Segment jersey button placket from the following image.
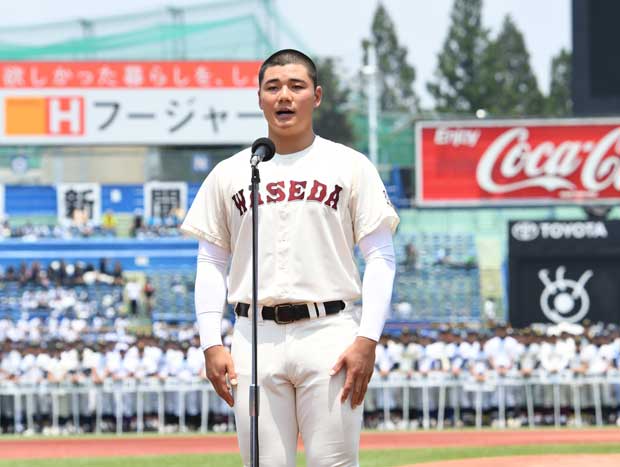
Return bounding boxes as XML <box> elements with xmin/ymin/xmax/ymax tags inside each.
<box><xmin>277</xmin><ymin>205</ymin><xmax>290</xmax><ymax>299</ymax></box>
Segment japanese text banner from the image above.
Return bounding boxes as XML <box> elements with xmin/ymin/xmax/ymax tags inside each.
<box><xmin>0</xmin><ymin>62</ymin><xmax>261</xmax><ymax>89</ymax></box>
<box><xmin>416</xmin><ymin>119</ymin><xmax>620</xmax><ymax>206</ymax></box>
<box><xmin>0</xmin><ymin>89</ymin><xmax>266</xmax><ymax>145</ymax></box>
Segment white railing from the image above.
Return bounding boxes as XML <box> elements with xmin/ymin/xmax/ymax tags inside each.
<box><xmin>2</xmin><ymin>372</ymin><xmax>620</xmax><ymax>434</ymax></box>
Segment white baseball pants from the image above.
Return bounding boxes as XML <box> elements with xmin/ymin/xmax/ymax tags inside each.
<box><xmin>231</xmin><ymin>309</ymin><xmax>363</xmax><ymax>467</ymax></box>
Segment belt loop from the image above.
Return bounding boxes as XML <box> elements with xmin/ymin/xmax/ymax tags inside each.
<box><xmin>316</xmin><ymin>302</ymin><xmax>327</xmax><ymax>317</ymax></box>
<box><xmin>312</xmin><ymin>303</ymin><xmax>320</xmax><ymax>318</ymax></box>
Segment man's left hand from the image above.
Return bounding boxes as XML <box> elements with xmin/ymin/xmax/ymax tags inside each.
<box><xmin>330</xmin><ymin>336</ymin><xmax>377</xmax><ymax>408</ymax></box>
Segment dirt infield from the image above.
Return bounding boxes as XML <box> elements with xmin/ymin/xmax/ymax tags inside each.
<box><xmin>2</xmin><ymin>429</ymin><xmax>620</xmax><ymax>460</ymax></box>
<box><xmin>402</xmin><ymin>454</ymin><xmax>620</xmax><ymax>467</ymax></box>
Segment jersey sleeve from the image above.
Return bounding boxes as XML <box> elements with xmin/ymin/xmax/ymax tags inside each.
<box><xmin>350</xmin><ymin>155</ymin><xmax>400</xmax><ymax>244</ymax></box>
<box><xmin>180</xmin><ymin>164</ymin><xmax>231</xmax><ymax>251</ymax></box>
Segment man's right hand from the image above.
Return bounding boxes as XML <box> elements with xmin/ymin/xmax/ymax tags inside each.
<box><xmin>204</xmin><ymin>345</ymin><xmax>237</xmax><ymax>407</ymax></box>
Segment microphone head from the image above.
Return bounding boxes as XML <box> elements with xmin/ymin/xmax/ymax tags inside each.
<box><xmin>251</xmin><ymin>137</ymin><xmax>276</xmax><ymax>162</ymax></box>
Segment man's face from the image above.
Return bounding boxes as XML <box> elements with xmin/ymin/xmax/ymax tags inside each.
<box><xmin>258</xmin><ymin>63</ymin><xmax>321</xmax><ymax>139</ymax></box>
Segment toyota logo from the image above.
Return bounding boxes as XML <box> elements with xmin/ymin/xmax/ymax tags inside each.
<box><xmin>511</xmin><ymin>222</ymin><xmax>540</xmax><ymax>241</ymax></box>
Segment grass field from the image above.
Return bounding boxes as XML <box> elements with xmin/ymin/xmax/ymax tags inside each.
<box><xmin>2</xmin><ymin>443</ymin><xmax>620</xmax><ymax>467</ymax></box>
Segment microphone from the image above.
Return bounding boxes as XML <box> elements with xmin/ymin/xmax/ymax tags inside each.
<box><xmin>250</xmin><ymin>137</ymin><xmax>276</xmax><ymax>167</ymax></box>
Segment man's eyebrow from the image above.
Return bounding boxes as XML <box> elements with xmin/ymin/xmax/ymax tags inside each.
<box><xmin>262</xmin><ymin>77</ymin><xmax>308</xmax><ymax>86</ymax></box>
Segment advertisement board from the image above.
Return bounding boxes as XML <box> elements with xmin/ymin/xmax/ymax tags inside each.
<box><xmin>56</xmin><ymin>183</ymin><xmax>101</xmax><ymax>226</ymax></box>
<box><xmin>0</xmin><ymin>61</ymin><xmax>265</xmax><ymax>145</ymax></box>
<box><xmin>508</xmin><ymin>219</ymin><xmax>620</xmax><ymax>327</ymax></box>
<box><xmin>416</xmin><ymin>119</ymin><xmax>620</xmax><ymax>206</ymax></box>
<box><xmin>143</xmin><ymin>181</ymin><xmax>188</xmax><ymax>220</ymax></box>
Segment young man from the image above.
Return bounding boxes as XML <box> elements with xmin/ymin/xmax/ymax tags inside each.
<box><xmin>181</xmin><ymin>49</ymin><xmax>399</xmax><ymax>467</ymax></box>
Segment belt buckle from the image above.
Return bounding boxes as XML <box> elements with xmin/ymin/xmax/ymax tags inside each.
<box><xmin>273</xmin><ymin>304</ymin><xmax>294</xmax><ymax>324</ymax></box>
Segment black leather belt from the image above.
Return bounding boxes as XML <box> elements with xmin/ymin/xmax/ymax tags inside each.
<box><xmin>234</xmin><ymin>300</ymin><xmax>345</xmax><ymax>324</ymax></box>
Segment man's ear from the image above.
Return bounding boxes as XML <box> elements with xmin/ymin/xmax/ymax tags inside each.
<box><xmin>314</xmin><ymin>85</ymin><xmax>323</xmax><ymax>108</ymax></box>
<box><xmin>258</xmin><ymin>89</ymin><xmax>263</xmax><ymax>110</ymax></box>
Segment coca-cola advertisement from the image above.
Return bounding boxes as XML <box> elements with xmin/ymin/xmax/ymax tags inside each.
<box><xmin>416</xmin><ymin>119</ymin><xmax>620</xmax><ymax>206</ymax></box>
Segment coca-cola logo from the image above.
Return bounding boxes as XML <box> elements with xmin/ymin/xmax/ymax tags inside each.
<box><xmin>476</xmin><ymin>127</ymin><xmax>620</xmax><ymax>195</ymax></box>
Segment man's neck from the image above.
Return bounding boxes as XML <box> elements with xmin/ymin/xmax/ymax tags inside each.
<box><xmin>270</xmin><ymin>130</ymin><xmax>316</xmax><ymax>155</ymax></box>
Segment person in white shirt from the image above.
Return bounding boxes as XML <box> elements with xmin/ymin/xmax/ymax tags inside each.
<box><xmin>484</xmin><ymin>326</ymin><xmax>521</xmax><ymax>417</ymax></box>
<box><xmin>397</xmin><ymin>330</ymin><xmax>423</xmax><ymax>426</ymax></box>
<box><xmin>181</xmin><ymin>49</ymin><xmax>398</xmax><ymax>467</ymax></box>
<box><xmin>1</xmin><ymin>343</ymin><xmax>22</xmax><ymax>432</ymax></box>
<box><xmin>589</xmin><ymin>334</ymin><xmax>615</xmax><ymax>410</ymax></box>
<box><xmin>452</xmin><ymin>331</ymin><xmax>480</xmax><ymax>415</ymax></box>
<box><xmin>372</xmin><ymin>334</ymin><xmax>399</xmax><ymax>428</ymax></box>
<box><xmin>129</xmin><ymin>339</ymin><xmax>163</xmax><ymax>431</ymax></box>
<box><xmin>160</xmin><ymin>341</ymin><xmax>186</xmax><ymax>427</ymax></box>
<box><xmin>466</xmin><ymin>335</ymin><xmax>492</xmax><ymax>413</ymax></box>
<box><xmin>44</xmin><ymin>344</ymin><xmax>72</xmax><ymax>428</ymax></box>
<box><xmin>99</xmin><ymin>341</ymin><xmax>120</xmax><ymax>424</ymax></box>
<box><xmin>415</xmin><ymin>331</ymin><xmax>450</xmax><ymax>418</ymax></box>
<box><xmin>484</xmin><ymin>326</ymin><xmax>519</xmax><ymax>376</ymax></box>
<box><xmin>185</xmin><ymin>336</ymin><xmax>206</xmax><ymax>427</ymax></box>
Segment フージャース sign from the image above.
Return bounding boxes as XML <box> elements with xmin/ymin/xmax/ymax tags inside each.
<box><xmin>0</xmin><ymin>61</ymin><xmax>266</xmax><ymax>145</ymax></box>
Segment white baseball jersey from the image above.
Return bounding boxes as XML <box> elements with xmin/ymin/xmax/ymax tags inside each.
<box><xmin>181</xmin><ymin>135</ymin><xmax>399</xmax><ymax>306</ymax></box>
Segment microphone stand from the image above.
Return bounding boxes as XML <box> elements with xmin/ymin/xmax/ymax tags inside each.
<box><xmin>249</xmin><ymin>162</ymin><xmax>261</xmax><ymax>467</ymax></box>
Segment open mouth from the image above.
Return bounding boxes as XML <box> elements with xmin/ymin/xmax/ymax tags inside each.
<box><xmin>276</xmin><ymin>109</ymin><xmax>295</xmax><ymax>117</ymax></box>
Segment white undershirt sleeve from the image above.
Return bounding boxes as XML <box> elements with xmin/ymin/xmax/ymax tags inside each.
<box><xmin>357</xmin><ymin>223</ymin><xmax>396</xmax><ymax>342</ymax></box>
<box><xmin>195</xmin><ymin>240</ymin><xmax>230</xmax><ymax>351</ymax></box>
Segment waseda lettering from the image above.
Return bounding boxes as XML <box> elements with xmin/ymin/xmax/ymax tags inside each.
<box><xmin>266</xmin><ymin>181</ymin><xmax>286</xmax><ymax>203</ymax></box>
<box><xmin>232</xmin><ymin>189</ymin><xmax>247</xmax><ymax>216</ymax></box>
<box><xmin>289</xmin><ymin>180</ymin><xmax>307</xmax><ymax>201</ymax></box>
<box><xmin>307</xmin><ymin>180</ymin><xmax>328</xmax><ymax>202</ymax></box>
<box><xmin>324</xmin><ymin>184</ymin><xmax>343</xmax><ymax>210</ymax></box>
<box><xmin>233</xmin><ymin>179</ymin><xmax>343</xmax><ymax>215</ymax></box>
<box><xmin>249</xmin><ymin>189</ymin><xmax>265</xmax><ymax>206</ymax></box>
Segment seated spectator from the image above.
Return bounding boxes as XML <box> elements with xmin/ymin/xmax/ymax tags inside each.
<box><xmin>29</xmin><ymin>261</ymin><xmax>47</xmax><ymax>287</ymax></box>
<box><xmin>483</xmin><ymin>298</ymin><xmax>498</xmax><ymax>325</ymax></box>
<box><xmin>18</xmin><ymin>261</ymin><xmax>29</xmax><ymax>286</ymax></box>
<box><xmin>4</xmin><ymin>265</ymin><xmax>17</xmax><ymax>282</ymax></box>
<box><xmin>125</xmin><ymin>278</ymin><xmax>141</xmax><ymax>316</ymax></box>
<box><xmin>101</xmin><ymin>209</ymin><xmax>118</xmax><ymax>236</ymax></box>
<box><xmin>48</xmin><ymin>260</ymin><xmax>68</xmax><ymax>286</ymax></box>
<box><xmin>72</xmin><ymin>262</ymin><xmax>86</xmax><ymax>286</ymax></box>
<box><xmin>130</xmin><ymin>210</ymin><xmax>144</xmax><ymax>238</ymax></box>
<box><xmin>0</xmin><ymin>219</ymin><xmax>10</xmax><ymax>238</ymax></box>
<box><xmin>401</xmin><ymin>242</ymin><xmax>418</xmax><ymax>270</ymax></box>
<box><xmin>143</xmin><ymin>278</ymin><xmax>156</xmax><ymax>316</ymax></box>
<box><xmin>112</xmin><ymin>261</ymin><xmax>124</xmax><ymax>286</ymax></box>
<box><xmin>99</xmin><ymin>258</ymin><xmax>110</xmax><ymax>276</ymax></box>
<box><xmin>163</xmin><ymin>207</ymin><xmax>183</xmax><ymax>228</ymax></box>
<box><xmin>434</xmin><ymin>247</ymin><xmax>477</xmax><ymax>270</ymax></box>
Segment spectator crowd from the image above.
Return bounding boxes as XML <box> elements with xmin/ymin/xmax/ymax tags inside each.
<box><xmin>2</xmin><ymin>313</ymin><xmax>620</xmax><ymax>435</ymax></box>
<box><xmin>370</xmin><ymin>322</ymin><xmax>620</xmax><ymax>429</ymax></box>
<box><xmin>0</xmin><ymin>259</ymin><xmax>124</xmax><ymax>289</ymax></box>
<box><xmin>1</xmin><ymin>207</ymin><xmax>186</xmax><ymax>241</ymax></box>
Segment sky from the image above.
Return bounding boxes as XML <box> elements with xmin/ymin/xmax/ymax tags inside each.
<box><xmin>0</xmin><ymin>0</ymin><xmax>571</xmax><ymax>106</ymax></box>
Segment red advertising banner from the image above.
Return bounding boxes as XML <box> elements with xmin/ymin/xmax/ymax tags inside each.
<box><xmin>416</xmin><ymin>119</ymin><xmax>620</xmax><ymax>206</ymax></box>
<box><xmin>0</xmin><ymin>61</ymin><xmax>261</xmax><ymax>89</ymax></box>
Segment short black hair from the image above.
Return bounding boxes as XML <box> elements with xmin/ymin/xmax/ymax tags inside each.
<box><xmin>258</xmin><ymin>48</ymin><xmax>318</xmax><ymax>88</ymax></box>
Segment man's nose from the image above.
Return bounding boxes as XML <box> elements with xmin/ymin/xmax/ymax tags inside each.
<box><xmin>277</xmin><ymin>86</ymin><xmax>292</xmax><ymax>101</ymax></box>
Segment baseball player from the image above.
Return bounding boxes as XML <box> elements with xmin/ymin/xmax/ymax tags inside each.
<box><xmin>181</xmin><ymin>49</ymin><xmax>399</xmax><ymax>466</ymax></box>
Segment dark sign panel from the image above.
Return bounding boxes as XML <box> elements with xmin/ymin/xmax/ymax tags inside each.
<box><xmin>508</xmin><ymin>220</ymin><xmax>620</xmax><ymax>327</ymax></box>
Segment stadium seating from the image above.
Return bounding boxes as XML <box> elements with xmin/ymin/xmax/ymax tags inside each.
<box><xmin>0</xmin><ymin>232</ymin><xmax>481</xmax><ymax>325</ymax></box>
